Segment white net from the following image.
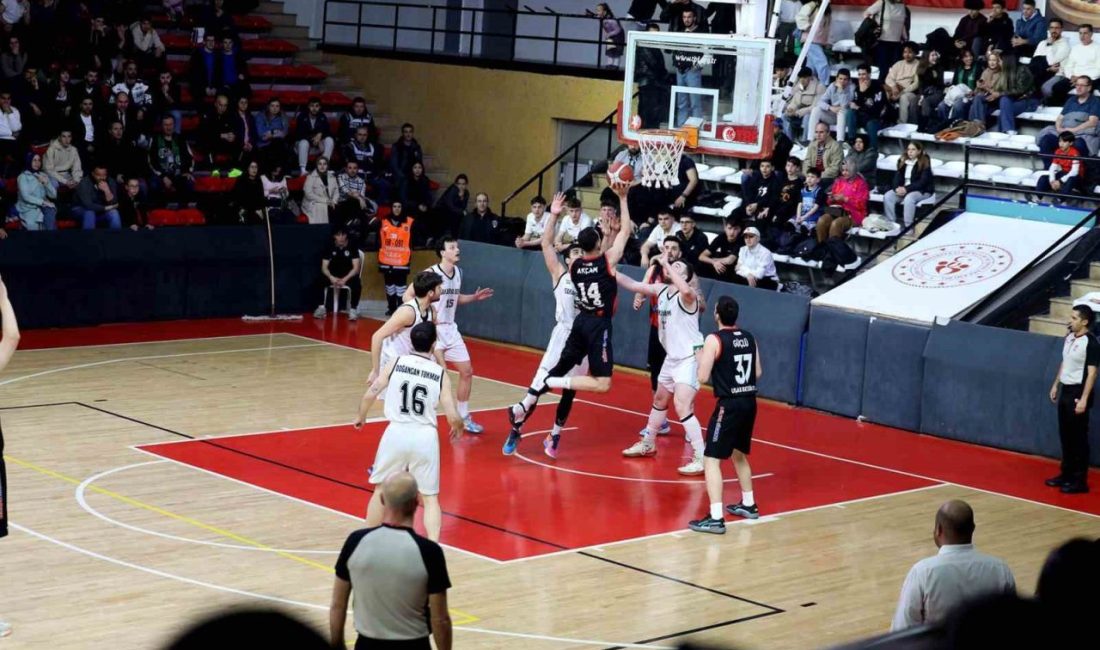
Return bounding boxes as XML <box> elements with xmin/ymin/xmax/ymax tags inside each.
<box><xmin>638</xmin><ymin>130</ymin><xmax>686</xmax><ymax>189</ymax></box>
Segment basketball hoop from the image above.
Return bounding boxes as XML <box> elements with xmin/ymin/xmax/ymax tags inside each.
<box><xmin>637</xmin><ymin>127</ymin><xmax>694</xmax><ymax>189</ymax></box>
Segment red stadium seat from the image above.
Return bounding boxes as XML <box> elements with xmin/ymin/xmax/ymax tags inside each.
<box><xmin>233</xmin><ymin>15</ymin><xmax>273</xmax><ymax>32</ymax></box>
<box><xmin>163</xmin><ymin>35</ymin><xmax>299</xmax><ymax>56</ymax></box>
<box><xmin>181</xmin><ymin>115</ymin><xmax>200</xmax><ymax>132</ymax></box>
<box><xmin>296</xmin><ymin>213</ymin><xmax>309</xmax><ymax>224</ymax></box>
<box><xmin>56</xmin><ymin>219</ymin><xmax>79</xmax><ymax>229</ymax></box>
<box><xmin>166</xmin><ymin>62</ymin><xmax>327</xmax><ymax>84</ymax></box>
<box><xmin>194</xmin><ymin>176</ymin><xmax>236</xmax><ymax>193</ymax></box>
<box><xmin>286</xmin><ymin>176</ymin><xmax>306</xmax><ymax>192</ymax></box>
<box><xmin>148</xmin><ymin>208</ymin><xmax>207</xmax><ymax>226</ymax></box>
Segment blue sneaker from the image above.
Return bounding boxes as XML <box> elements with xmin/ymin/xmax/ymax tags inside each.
<box><xmin>638</xmin><ymin>421</ymin><xmax>671</xmax><ymax>437</ymax></box>
<box><xmin>464</xmin><ymin>417</ymin><xmax>484</xmax><ymax>434</ymax></box>
<box><xmin>502</xmin><ymin>430</ymin><xmax>521</xmax><ymax>455</ymax></box>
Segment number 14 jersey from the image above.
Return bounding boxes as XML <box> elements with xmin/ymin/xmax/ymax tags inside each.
<box><xmin>570</xmin><ymin>254</ymin><xmax>617</xmax><ymax>319</ymax></box>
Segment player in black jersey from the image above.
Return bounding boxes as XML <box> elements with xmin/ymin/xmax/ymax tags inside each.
<box><xmin>689</xmin><ymin>295</ymin><xmax>762</xmax><ymax>535</ymax></box>
<box><xmin>508</xmin><ymin>182</ymin><xmax>633</xmax><ymax>427</ymax></box>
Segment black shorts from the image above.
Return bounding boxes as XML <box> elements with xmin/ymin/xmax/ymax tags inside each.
<box><xmin>355</xmin><ymin>636</ymin><xmax>431</xmax><ymax>650</ymax></box>
<box><xmin>704</xmin><ymin>397</ymin><xmax>757</xmax><ymax>459</ymax></box>
<box><xmin>1</xmin><ymin>421</ymin><xmax>7</xmax><ymax>538</ymax></box>
<box><xmin>561</xmin><ymin>313</ymin><xmax>614</xmax><ymax>377</ymax></box>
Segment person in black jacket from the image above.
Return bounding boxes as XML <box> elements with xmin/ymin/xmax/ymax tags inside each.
<box><xmin>341</xmin><ymin>126</ymin><xmax>388</xmax><ymax>200</ymax></box>
<box><xmin>118</xmin><ymin>177</ymin><xmax>153</xmax><ymax>230</ymax></box>
<box><xmin>459</xmin><ymin>192</ymin><xmax>499</xmax><ymax>244</ymax></box>
<box><xmin>190</xmin><ymin>33</ymin><xmax>221</xmax><ymax>102</ymax></box>
<box><xmin>740</xmin><ymin>159</ymin><xmax>784</xmax><ymax>220</ymax></box>
<box><xmin>401</xmin><ymin>161</ymin><xmax>434</xmax><ymax>246</ymax></box>
<box><xmin>884</xmin><ymin>142</ymin><xmax>934</xmax><ymax>226</ymax></box>
<box><xmin>98</xmin><ymin>120</ymin><xmax>144</xmax><ymax>188</ymax></box>
<box><xmin>663</xmin><ymin>0</ymin><xmax>706</xmax><ymax>32</ymax></box>
<box><xmin>148</xmin><ymin>115</ymin><xmax>195</xmax><ymax>206</ymax></box>
<box><xmin>199</xmin><ymin>94</ymin><xmax>240</xmax><ymax>169</ymax></box>
<box><xmin>627</xmin><ymin>0</ymin><xmax>667</xmax><ymax>22</ymax></box>
<box><xmin>294</xmin><ymin>97</ymin><xmax>334</xmax><ymax>176</ymax></box>
<box><xmin>389</xmin><ymin>122</ymin><xmax>424</xmax><ymax>183</ymax></box>
<box><xmin>227</xmin><ymin>160</ymin><xmax>265</xmax><ymax>224</ymax></box>
<box><xmin>433</xmin><ymin>173</ymin><xmax>468</xmax><ymax>240</ymax></box>
<box><xmin>219</xmin><ymin>35</ymin><xmax>250</xmax><ymax>99</ymax></box>
<box><xmin>636</xmin><ymin>23</ymin><xmax>669</xmax><ymax>129</ymax></box>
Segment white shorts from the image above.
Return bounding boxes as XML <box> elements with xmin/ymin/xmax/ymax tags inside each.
<box><xmin>369</xmin><ymin>423</ymin><xmax>441</xmax><ymax>495</ymax></box>
<box><xmin>434</xmin><ymin>323</ymin><xmax>470</xmax><ymax>363</ymax></box>
<box><xmin>533</xmin><ymin>323</ymin><xmax>588</xmax><ymax>388</ymax></box>
<box><xmin>658</xmin><ymin>354</ymin><xmax>699</xmax><ymax>393</ymax></box>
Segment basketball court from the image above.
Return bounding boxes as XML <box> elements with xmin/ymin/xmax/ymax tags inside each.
<box><xmin>1</xmin><ymin>317</ymin><xmax>1097</xmax><ymax>648</ymax></box>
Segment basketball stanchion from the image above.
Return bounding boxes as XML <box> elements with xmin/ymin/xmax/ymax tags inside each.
<box><xmin>242</xmin><ymin>208</ymin><xmax>304</xmax><ymax>322</ymax></box>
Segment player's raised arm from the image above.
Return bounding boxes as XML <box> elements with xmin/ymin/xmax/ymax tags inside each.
<box><xmin>541</xmin><ymin>192</ymin><xmax>567</xmax><ymax>279</ymax></box>
<box><xmin>605</xmin><ymin>182</ymin><xmax>633</xmax><ymax>267</ymax></box>
<box><xmin>0</xmin><ymin>277</ymin><xmax>20</xmax><ymax>372</ymax></box>
<box><xmin>368</xmin><ymin>308</ymin><xmax>415</xmax><ymax>384</ymax></box>
<box><xmin>355</xmin><ymin>358</ymin><xmax>397</xmax><ymax>427</ymax></box>
<box><xmin>697</xmin><ymin>333</ymin><xmax>721</xmax><ymax>386</ymax></box>
<box><xmin>438</xmin><ymin>372</ymin><xmax>465</xmax><ymax>441</ymax></box>
<box><xmin>616</xmin><ymin>268</ymin><xmax>663</xmax><ymax>297</ymax></box>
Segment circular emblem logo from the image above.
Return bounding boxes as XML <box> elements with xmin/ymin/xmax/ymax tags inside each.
<box><xmin>892</xmin><ymin>243</ymin><xmax>1013</xmax><ymax>288</ymax></box>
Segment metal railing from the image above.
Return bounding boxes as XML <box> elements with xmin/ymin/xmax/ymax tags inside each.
<box><xmin>321</xmin><ymin>1</ymin><xmax>627</xmax><ymax>71</ymax></box>
<box><xmin>500</xmin><ymin>103</ymin><xmax>624</xmax><ymax>218</ymax></box>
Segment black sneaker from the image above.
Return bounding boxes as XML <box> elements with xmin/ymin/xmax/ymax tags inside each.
<box><xmin>726</xmin><ymin>502</ymin><xmax>759</xmax><ymax>520</ymax></box>
<box><xmin>1061</xmin><ymin>481</ymin><xmax>1090</xmax><ymax>494</ymax></box>
<box><xmin>688</xmin><ymin>516</ymin><xmax>726</xmax><ymax>534</ymax></box>
<box><xmin>1045</xmin><ymin>474</ymin><xmax>1069</xmax><ymax>488</ymax></box>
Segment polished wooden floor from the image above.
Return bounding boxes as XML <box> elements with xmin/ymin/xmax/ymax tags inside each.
<box><xmin>1</xmin><ymin>328</ymin><xmax>1097</xmax><ymax>649</ymax></box>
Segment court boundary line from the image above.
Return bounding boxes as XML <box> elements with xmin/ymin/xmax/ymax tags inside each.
<box><xmin>605</xmin><ymin>610</ymin><xmax>786</xmax><ymax>650</ymax></box>
<box><xmin>14</xmin><ymin>332</ymin><xmax>302</xmax><ymax>353</ymax></box>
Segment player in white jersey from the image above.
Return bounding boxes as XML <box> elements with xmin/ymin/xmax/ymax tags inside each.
<box><xmin>355</xmin><ymin>322</ymin><xmax>464</xmax><ymax>542</ymax></box>
<box><xmin>616</xmin><ymin>256</ymin><xmax>707</xmax><ymax>475</ymax></box>
<box><xmin>405</xmin><ymin>237</ymin><xmax>494</xmax><ymax>433</ymax></box>
<box><xmin>502</xmin><ymin>192</ymin><xmax>588</xmax><ymax>459</ymax></box>
<box><xmin>369</xmin><ymin>271</ymin><xmax>444</xmax><ymax>392</ymax></box>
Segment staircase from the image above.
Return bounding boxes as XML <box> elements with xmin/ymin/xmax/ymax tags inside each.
<box><xmin>1028</xmin><ymin>262</ymin><xmax>1100</xmax><ymax>336</ymax></box>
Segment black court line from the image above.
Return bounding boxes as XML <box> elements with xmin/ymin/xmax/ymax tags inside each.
<box><xmin>0</xmin><ymin>401</ymin><xmax>82</xmax><ymax>411</ymax></box>
<box><xmin>602</xmin><ymin>610</ymin><xmax>784</xmax><ymax>650</ymax></box>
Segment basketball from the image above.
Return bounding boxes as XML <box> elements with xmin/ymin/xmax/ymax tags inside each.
<box><xmin>607</xmin><ymin>161</ymin><xmax>634</xmax><ymax>186</ymax></box>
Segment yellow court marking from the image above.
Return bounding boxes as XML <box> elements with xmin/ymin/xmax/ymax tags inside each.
<box><xmin>5</xmin><ymin>454</ymin><xmax>480</xmax><ymax>625</ymax></box>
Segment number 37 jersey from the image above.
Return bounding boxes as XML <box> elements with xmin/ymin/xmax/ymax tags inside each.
<box><xmin>712</xmin><ymin>328</ymin><xmax>758</xmax><ymax>398</ymax></box>
<box><xmin>384</xmin><ymin>354</ymin><xmax>444</xmax><ymax>427</ymax></box>
<box><xmin>570</xmin><ymin>254</ymin><xmax>617</xmax><ymax>319</ymax></box>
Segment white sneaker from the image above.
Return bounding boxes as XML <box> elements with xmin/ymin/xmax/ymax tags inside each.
<box><xmin>0</xmin><ymin>620</ymin><xmax>11</xmax><ymax>638</ymax></box>
<box><xmin>622</xmin><ymin>440</ymin><xmax>657</xmax><ymax>457</ymax></box>
<box><xmin>678</xmin><ymin>455</ymin><xmax>704</xmax><ymax>476</ymax></box>
<box><xmin>1006</xmin><ymin>130</ymin><xmax>1018</xmax><ymax>136</ymax></box>
<box><xmin>347</xmin><ymin>308</ymin><xmax>358</xmax><ymax>321</ymax></box>
<box><xmin>312</xmin><ymin>305</ymin><xmax>326</xmax><ymax>318</ymax></box>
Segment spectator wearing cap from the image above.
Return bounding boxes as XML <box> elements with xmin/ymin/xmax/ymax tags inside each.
<box><xmin>885</xmin><ymin>42</ymin><xmax>921</xmax><ymax>125</ymax></box>
<box><xmin>735</xmin><ymin>226</ymin><xmax>779</xmax><ymax>290</ymax></box>
<box><xmin>675</xmin><ymin>213</ymin><xmax>708</xmax><ymax>266</ymax></box>
<box><xmin>783</xmin><ymin>68</ymin><xmax>824</xmax><ymax>144</ymax></box>
<box><xmin>1011</xmin><ymin>0</ymin><xmax>1046</xmax><ymax>58</ymax></box>
<box><xmin>954</xmin><ymin>0</ymin><xmax>987</xmax><ymax>59</ymax></box>
<box><xmin>698</xmin><ymin>217</ymin><xmax>742</xmax><ymax>282</ymax></box>
<box><xmin>294</xmin><ymin>97</ymin><xmax>335</xmax><ymax>177</ymax></box>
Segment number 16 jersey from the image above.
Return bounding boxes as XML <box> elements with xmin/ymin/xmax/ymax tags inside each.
<box><xmin>570</xmin><ymin>254</ymin><xmax>617</xmax><ymax>319</ymax></box>
<box><xmin>384</xmin><ymin>354</ymin><xmax>445</xmax><ymax>427</ymax></box>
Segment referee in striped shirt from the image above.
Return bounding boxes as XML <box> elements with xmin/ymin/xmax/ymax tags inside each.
<box><xmin>1048</xmin><ymin>304</ymin><xmax>1097</xmax><ymax>494</ymax></box>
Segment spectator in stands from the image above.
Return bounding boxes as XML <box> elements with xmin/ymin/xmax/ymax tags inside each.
<box><xmin>612</xmin><ymin>143</ymin><xmax>643</xmax><ymax>180</ymax></box>
<box><xmin>1035</xmin><ymin>537</ymin><xmax>1100</xmax><ymax>621</ymax></box>
<box><xmin>434</xmin><ymin>173</ymin><xmax>468</xmax><ymax>240</ymax></box>
<box><xmin>112</xmin><ymin>60</ymin><xmax>151</xmax><ymax>110</ymax></box>
<box><xmin>232</xmin><ymin>95</ymin><xmax>257</xmax><ymax>164</ymax></box>
<box><xmin>515</xmin><ymin>194</ymin><xmax>548</xmax><ymax>250</ymax></box>
<box><xmin>14</xmin><ymin>63</ymin><xmax>46</xmax><ymax>143</ymax></box>
<box><xmin>295</xmin><ymin>97</ymin><xmax>335</xmax><ymax>177</ymax></box>
<box><xmin>668</xmin><ymin>153</ymin><xmax>700</xmax><ymax>211</ymax></box>
<box><xmin>1033</xmin><ymin>19</ymin><xmax>1070</xmax><ymax>96</ymax></box>
<box><xmin>0</xmin><ymin>89</ymin><xmax>20</xmax><ymax>166</ymax></box>
<box><xmin>741</xmin><ymin>158</ymin><xmax>783</xmax><ymax>219</ymax></box>
<box><xmin>118</xmin><ymin>177</ymin><xmax>152</xmax><ymax>230</ymax></box>
<box><xmin>200</xmin><ymin>94</ymin><xmax>239</xmax><ymax>170</ymax></box>
<box><xmin>201</xmin><ymin>0</ymin><xmax>236</xmax><ymax>37</ymax></box>
<box><xmin>1</xmin><ymin>35</ymin><xmax>25</xmax><ymax>81</ymax></box>
<box><xmin>1039</xmin><ymin>76</ymin><xmax>1100</xmax><ymax>158</ymax></box>
<box><xmin>1048</xmin><ymin>25</ymin><xmax>1100</xmax><ymax>104</ymax></box>
<box><xmin>989</xmin><ymin>56</ymin><xmax>1037</xmax><ymax>134</ymax></box>
<box><xmin>1038</xmin><ymin>131</ymin><xmax>1082</xmax><ymax>200</ymax></box>
<box><xmin>698</xmin><ymin>217</ymin><xmax>742</xmax><ymax>282</ymax></box>
<box><xmin>85</xmin><ymin>16</ymin><xmax>119</xmax><ymax>77</ymax></box>
<box><xmin>256</xmin><ymin>98</ymin><xmax>290</xmax><ymax>170</ymax></box>
<box><xmin>163</xmin><ymin>0</ymin><xmax>186</xmax><ymax>22</ymax></box>
<box><xmin>190</xmin><ymin>33</ymin><xmax>221</xmax><ymax>100</ymax></box>
<box><xmin>885</xmin><ymin>42</ymin><xmax>921</xmax><ymax>125</ymax></box>
<box><xmin>825</xmin><ymin>159</ymin><xmax>870</xmax><ymax>233</ymax></box>
<box><xmin>845</xmin><ymin>134</ymin><xmax>878</xmax><ymax>178</ymax></box>
<box><xmin>803</xmin><ymin>122</ymin><xmax>842</xmax><ymax>187</ymax></box>
<box><xmin>129</xmin><ymin>18</ymin><xmax>165</xmax><ymax>71</ymax></box>
<box><xmin>626</xmin><ymin>0</ymin><xmax>662</xmax><ymax>22</ymax></box>
<box><xmin>1</xmin><ymin>0</ymin><xmax>27</xmax><ymax>34</ymax></box>
<box><xmin>793</xmin><ymin>168</ymin><xmax>826</xmax><ymax>234</ymax></box>
<box><xmin>937</xmin><ymin>49</ymin><xmax>981</xmax><ymax>125</ymax></box>
<box><xmin>104</xmin><ymin>91</ymin><xmax>144</xmax><ymax>148</ymax></box>
<box><xmin>303</xmin><ymin>156</ymin><xmax>337</xmax><ymax>224</ymax></box>
<box><xmin>343</xmin><ymin>126</ymin><xmax>387</xmax><ymax>200</ymax></box>
<box><xmin>849</xmin><ymin>63</ymin><xmax>886</xmax><ymax>149</ymax></box>
<box><xmin>151</xmin><ymin>70</ymin><xmax>182</xmax><ymax>135</ymax></box>
<box><xmin>981</xmin><ymin>1</ymin><xmax>1014</xmax><ymax>55</ymax></box>
<box><xmin>73</xmin><ymin>164</ymin><xmax>121</xmax><ymax>230</ymax></box>
<box><xmin>635</xmin><ymin>22</ymin><xmax>668</xmax><ymax>130</ymax></box>
<box><xmin>969</xmin><ymin>49</ymin><xmax>1004</xmax><ymax>123</ymax></box>
<box><xmin>555</xmin><ymin>197</ymin><xmax>594</xmax><ymax>252</ymax></box>
<box><xmin>339</xmin><ymin>97</ymin><xmax>378</xmax><ymax>146</ymax></box>
<box><xmin>73</xmin><ymin>69</ymin><xmax>106</xmax><ymax>115</ymax></box>
<box><xmin>219</xmin><ymin>35</ymin><xmax>250</xmax><ymax>99</ymax></box>
<box><xmin>401</xmin><ymin>161</ymin><xmax>433</xmax><ymax>242</ymax></box>
<box><xmin>228</xmin><ymin>160</ymin><xmax>265</xmax><ymax>224</ymax></box>
<box><xmin>954</xmin><ymin>0</ymin><xmax>987</xmax><ymax>59</ymax></box>
<box><xmin>801</xmin><ymin>3</ymin><xmax>831</xmax><ymax>91</ymax></box>
<box><xmin>459</xmin><ymin>192</ymin><xmax>499</xmax><ymax>244</ymax></box>
<box><xmin>863</xmin><ymin>0</ymin><xmax>909</xmax><ymax>80</ymax></box>
<box><xmin>891</xmin><ymin>500</ymin><xmax>1016</xmax><ymax>631</ymax></box>
<box><xmin>1012</xmin><ymin>0</ymin><xmax>1046</xmax><ymax>58</ymax></box>
<box><xmin>675</xmin><ymin>213</ymin><xmax>707</xmax><ymax>265</ymax></box>
<box><xmin>390</xmin><ymin>122</ymin><xmax>424</xmax><ymax>183</ymax></box>
<box><xmin>664</xmin><ymin>0</ymin><xmax>706</xmax><ymax>32</ymax></box>
<box><xmin>148</xmin><ymin>115</ymin><xmax>194</xmax><ymax>206</ymax></box>
<box><xmin>595</xmin><ymin>3</ymin><xmax>625</xmax><ymax>69</ymax></box>
<box><xmin>335</xmin><ymin>159</ymin><xmax>373</xmax><ymax>236</ymax></box>
<box><xmin>735</xmin><ymin>226</ymin><xmax>779</xmax><ymax>290</ymax></box>
<box><xmin>671</xmin><ymin>6</ymin><xmax>708</xmax><ymax>124</ymax></box>
<box><xmin>16</xmin><ymin>152</ymin><xmax>56</xmax><ymax>230</ymax></box>
<box><xmin>68</xmin><ymin>97</ymin><xmax>98</xmax><ymax>168</ymax></box>
<box><xmin>43</xmin><ymin>129</ymin><xmax>81</xmax><ymax>190</ymax></box>
<box><xmin>915</xmin><ymin>50</ymin><xmax>946</xmax><ymax>130</ymax></box>
<box><xmin>783</xmin><ymin>67</ymin><xmax>824</xmax><ymax>144</ymax></box>
<box><xmin>772</xmin><ymin>157</ymin><xmax>804</xmax><ymax>224</ymax></box>
<box><xmin>640</xmin><ymin>207</ymin><xmax>680</xmax><ymax>266</ymax></box>
<box><xmin>884</xmin><ymin>142</ymin><xmax>933</xmax><ymax>227</ymax></box>
<box><xmin>99</xmin><ymin>121</ymin><xmax>143</xmax><ymax>190</ymax></box>
<box><xmin>45</xmin><ymin>68</ymin><xmax>71</xmax><ymax>131</ymax></box>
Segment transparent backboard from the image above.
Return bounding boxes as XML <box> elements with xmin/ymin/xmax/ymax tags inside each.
<box><xmin>619</xmin><ymin>30</ymin><xmax>775</xmax><ymax>159</ymax></box>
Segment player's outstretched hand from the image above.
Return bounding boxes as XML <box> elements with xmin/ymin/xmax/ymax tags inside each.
<box><xmin>550</xmin><ymin>192</ymin><xmax>566</xmax><ymax>216</ymax></box>
<box><xmin>352</xmin><ymin>417</ymin><xmax>363</xmax><ymax>430</ymax></box>
<box><xmin>474</xmin><ymin>287</ymin><xmax>494</xmax><ymax>301</ymax></box>
<box><xmin>449</xmin><ymin>426</ymin><xmax>464</xmax><ymax>442</ymax></box>
<box><xmin>611</xmin><ymin>179</ymin><xmax>629</xmax><ymax>199</ymax></box>
<box><xmin>632</xmin><ymin>293</ymin><xmax>645</xmax><ymax>310</ymax></box>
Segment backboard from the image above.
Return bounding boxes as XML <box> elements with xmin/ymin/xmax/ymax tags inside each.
<box><xmin>619</xmin><ymin>30</ymin><xmax>775</xmax><ymax>159</ymax></box>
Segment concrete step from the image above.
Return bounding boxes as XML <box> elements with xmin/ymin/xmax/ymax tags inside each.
<box><xmin>1050</xmin><ymin>296</ymin><xmax>1075</xmax><ymax>320</ymax></box>
<box><xmin>1090</xmin><ymin>261</ymin><xmax>1100</xmax><ymax>281</ymax></box>
<box><xmin>1029</xmin><ymin>314</ymin><xmax>1068</xmax><ymax>337</ymax></box>
<box><xmin>1070</xmin><ymin>278</ymin><xmax>1100</xmax><ymax>299</ymax></box>
<box><xmin>271</xmin><ymin>25</ymin><xmax>311</xmax><ymax>40</ymax></box>
<box><xmin>254</xmin><ymin>12</ymin><xmax>299</xmax><ymax>27</ymax></box>
<box><xmin>256</xmin><ymin>0</ymin><xmax>287</xmax><ymax>12</ymax></box>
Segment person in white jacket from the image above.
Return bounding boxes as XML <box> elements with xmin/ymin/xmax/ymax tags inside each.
<box><xmin>43</xmin><ymin>131</ymin><xmax>83</xmax><ymax>190</ymax></box>
<box><xmin>1048</xmin><ymin>24</ymin><xmax>1100</xmax><ymax>102</ymax></box>
<box><xmin>302</xmin><ymin>156</ymin><xmax>338</xmax><ymax>224</ymax></box>
<box><xmin>735</xmin><ymin>226</ymin><xmax>780</xmax><ymax>290</ymax></box>
<box><xmin>0</xmin><ymin>91</ymin><xmax>21</xmax><ymax>169</ymax></box>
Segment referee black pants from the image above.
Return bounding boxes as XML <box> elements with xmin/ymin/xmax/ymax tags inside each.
<box><xmin>647</xmin><ymin>325</ymin><xmax>665</xmax><ymax>393</ymax></box>
<box><xmin>1057</xmin><ymin>385</ymin><xmax>1092</xmax><ymax>481</ymax></box>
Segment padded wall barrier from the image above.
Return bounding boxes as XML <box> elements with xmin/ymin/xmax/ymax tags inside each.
<box><xmin>801</xmin><ymin>307</ymin><xmax>869</xmax><ymax>418</ymax></box>
<box><xmin>452</xmin><ymin>243</ymin><xmax>536</xmax><ymax>346</ymax></box>
<box><xmin>609</xmin><ymin>265</ymin><xmax>653</xmax><ymax>371</ymax></box>
<box><xmin>861</xmin><ymin>318</ymin><xmax>931</xmax><ymax>432</ymax></box>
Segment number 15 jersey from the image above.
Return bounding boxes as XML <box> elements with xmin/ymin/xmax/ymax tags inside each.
<box><xmin>384</xmin><ymin>354</ymin><xmax>445</xmax><ymax>427</ymax></box>
<box><xmin>570</xmin><ymin>254</ymin><xmax>617</xmax><ymax>319</ymax></box>
<box><xmin>712</xmin><ymin>328</ymin><xmax>757</xmax><ymax>398</ymax></box>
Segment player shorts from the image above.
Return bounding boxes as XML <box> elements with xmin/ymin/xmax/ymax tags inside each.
<box><xmin>704</xmin><ymin>397</ymin><xmax>757</xmax><ymax>459</ymax></box>
<box><xmin>657</xmin><ymin>354</ymin><xmax>699</xmax><ymax>392</ymax></box>
<box><xmin>0</xmin><ymin>422</ymin><xmax>8</xmax><ymax>538</ymax></box>
<box><xmin>559</xmin><ymin>314</ymin><xmax>614</xmax><ymax>377</ymax></box>
<box><xmin>434</xmin><ymin>323</ymin><xmax>471</xmax><ymax>363</ymax></box>
<box><xmin>533</xmin><ymin>323</ymin><xmax>589</xmax><ymax>388</ymax></box>
<box><xmin>369</xmin><ymin>423</ymin><xmax>441</xmax><ymax>495</ymax></box>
